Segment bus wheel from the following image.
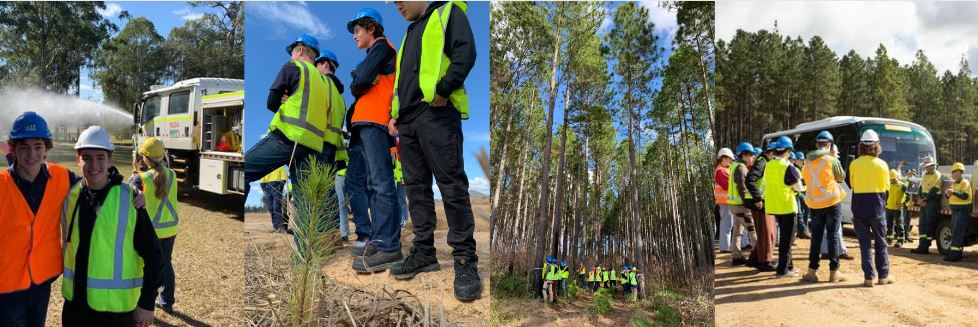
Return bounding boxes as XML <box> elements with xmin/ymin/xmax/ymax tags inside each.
<box><xmin>936</xmin><ymin>218</ymin><xmax>952</xmax><ymax>256</ymax></box>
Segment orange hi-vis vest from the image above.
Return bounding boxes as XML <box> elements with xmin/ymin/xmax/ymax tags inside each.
<box><xmin>353</xmin><ymin>38</ymin><xmax>396</xmax><ymax>127</ymax></box>
<box><xmin>0</xmin><ymin>163</ymin><xmax>69</xmax><ymax>293</ymax></box>
<box><xmin>802</xmin><ymin>155</ymin><xmax>846</xmax><ymax>209</ymax></box>
<box><xmin>714</xmin><ymin>165</ymin><xmax>728</xmax><ymax>204</ymax></box>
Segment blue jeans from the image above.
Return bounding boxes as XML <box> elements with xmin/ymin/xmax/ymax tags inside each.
<box><xmin>335</xmin><ymin>174</ymin><xmax>350</xmax><ymax>238</ymax></box>
<box><xmin>0</xmin><ymin>280</ymin><xmax>51</xmax><ymax>327</ymax></box>
<box><xmin>796</xmin><ymin>195</ymin><xmax>811</xmax><ymax>236</ymax></box>
<box><xmin>809</xmin><ymin>204</ymin><xmax>842</xmax><ymax>271</ymax></box>
<box><xmin>853</xmin><ymin>214</ymin><xmax>889</xmax><ymax>280</ymax></box>
<box><xmin>261</xmin><ymin>181</ymin><xmax>286</xmax><ymax>229</ymax></box>
<box><xmin>159</xmin><ymin>236</ymin><xmax>176</xmax><ymax>305</ymax></box>
<box><xmin>244</xmin><ymin>132</ymin><xmax>316</xmax><ymax>199</ymax></box>
<box><xmin>718</xmin><ymin>204</ymin><xmax>749</xmax><ymax>251</ymax></box>
<box><xmin>396</xmin><ymin>182</ymin><xmax>409</xmax><ymax>226</ymax></box>
<box><xmin>885</xmin><ymin>209</ymin><xmax>905</xmax><ymax>242</ymax></box>
<box><xmin>344</xmin><ymin>126</ymin><xmax>399</xmax><ymax>252</ymax></box>
<box><xmin>820</xmin><ymin>225</ymin><xmax>847</xmax><ymax>255</ymax></box>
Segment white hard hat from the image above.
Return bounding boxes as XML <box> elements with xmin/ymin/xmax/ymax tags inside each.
<box><xmin>717</xmin><ymin>147</ymin><xmax>734</xmax><ymax>159</ymax></box>
<box><xmin>921</xmin><ymin>155</ymin><xmax>936</xmax><ymax>167</ymax></box>
<box><xmin>860</xmin><ymin>130</ymin><xmax>880</xmax><ymax>144</ymax></box>
<box><xmin>75</xmin><ymin>126</ymin><xmax>115</xmax><ymax>152</ymax></box>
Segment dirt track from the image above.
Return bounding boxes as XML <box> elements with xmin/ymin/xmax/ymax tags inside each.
<box><xmin>245</xmin><ymin>193</ymin><xmax>491</xmax><ymax>325</ymax></box>
<box><xmin>715</xmin><ymin>225</ymin><xmax>978</xmax><ymax>327</ymax></box>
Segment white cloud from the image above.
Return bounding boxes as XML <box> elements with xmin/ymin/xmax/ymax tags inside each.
<box><xmin>174</xmin><ymin>7</ymin><xmax>204</xmax><ymax>21</ymax></box>
<box><xmin>641</xmin><ymin>1</ymin><xmax>679</xmax><ymax>45</ymax></box>
<box><xmin>182</xmin><ymin>13</ymin><xmax>205</xmax><ymax>21</ymax></box>
<box><xmin>97</xmin><ymin>3</ymin><xmax>123</xmax><ymax>18</ymax></box>
<box><xmin>469</xmin><ymin>176</ymin><xmax>490</xmax><ymax>195</ymax></box>
<box><xmin>248</xmin><ymin>2</ymin><xmax>332</xmax><ymax>41</ymax></box>
<box><xmin>716</xmin><ymin>2</ymin><xmax>978</xmax><ymax>75</ymax></box>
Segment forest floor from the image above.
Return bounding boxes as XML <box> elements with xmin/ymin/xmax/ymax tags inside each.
<box><xmin>489</xmin><ymin>285</ymin><xmax>711</xmax><ymax>326</ymax></box>
<box><xmin>245</xmin><ymin>193</ymin><xmax>491</xmax><ymax>326</ymax></box>
<box><xmin>714</xmin><ymin>222</ymin><xmax>978</xmax><ymax>326</ymax></box>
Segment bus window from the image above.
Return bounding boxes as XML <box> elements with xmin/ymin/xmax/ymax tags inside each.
<box><xmin>168</xmin><ymin>91</ymin><xmax>191</xmax><ymax>114</ymax></box>
<box><xmin>143</xmin><ymin>96</ymin><xmax>161</xmax><ymax>124</ymax></box>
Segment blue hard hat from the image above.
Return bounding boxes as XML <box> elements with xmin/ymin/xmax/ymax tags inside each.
<box><xmin>10</xmin><ymin>111</ymin><xmax>51</xmax><ymax>140</ymax></box>
<box><xmin>735</xmin><ymin>142</ymin><xmax>754</xmax><ymax>156</ymax></box>
<box><xmin>776</xmin><ymin>136</ymin><xmax>794</xmax><ymax>151</ymax></box>
<box><xmin>816</xmin><ymin>130</ymin><xmax>833</xmax><ymax>142</ymax></box>
<box><xmin>561</xmin><ymin>260</ymin><xmax>567</xmax><ymax>265</ymax></box>
<box><xmin>766</xmin><ymin>140</ymin><xmax>778</xmax><ymax>150</ymax></box>
<box><xmin>348</xmin><ymin>8</ymin><xmax>383</xmax><ymax>33</ymax></box>
<box><xmin>286</xmin><ymin>34</ymin><xmax>320</xmax><ymax>58</ymax></box>
<box><xmin>315</xmin><ymin>49</ymin><xmax>339</xmax><ymax>68</ymax></box>
<box><xmin>794</xmin><ymin>151</ymin><xmax>805</xmax><ymax>160</ymax></box>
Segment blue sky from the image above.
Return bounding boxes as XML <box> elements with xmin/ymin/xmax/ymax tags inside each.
<box><xmin>79</xmin><ymin>1</ymin><xmax>229</xmax><ymax>102</ymax></box>
<box><xmin>244</xmin><ymin>1</ymin><xmax>491</xmax><ymax>206</ymax></box>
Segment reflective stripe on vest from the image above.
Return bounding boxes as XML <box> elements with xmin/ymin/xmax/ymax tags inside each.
<box><xmin>392</xmin><ymin>1</ymin><xmax>470</xmax><ymax>120</ymax></box>
<box><xmin>63</xmin><ymin>184</ymin><xmax>144</xmax><ymax>313</ymax></box>
<box><xmin>629</xmin><ymin>271</ymin><xmax>637</xmax><ymax>285</ymax></box>
<box><xmin>0</xmin><ymin>163</ymin><xmax>69</xmax><ymax>293</ymax></box>
<box><xmin>270</xmin><ymin>60</ymin><xmax>328</xmax><ymax>153</ymax></box>
<box><xmin>764</xmin><ymin>158</ymin><xmax>797</xmax><ymax>215</ymax></box>
<box><xmin>141</xmin><ymin>169</ymin><xmax>179</xmax><ymax>238</ymax></box>
<box><xmin>353</xmin><ymin>38</ymin><xmax>396</xmax><ymax>126</ymax></box>
<box><xmin>715</xmin><ymin>166</ymin><xmax>728</xmax><ymax>204</ymax></box>
<box><xmin>803</xmin><ymin>156</ymin><xmax>846</xmax><ymax>209</ymax></box>
<box><xmin>322</xmin><ymin>74</ymin><xmax>347</xmax><ymax>154</ymax></box>
<box><xmin>727</xmin><ymin>162</ymin><xmax>751</xmax><ymax>205</ymax></box>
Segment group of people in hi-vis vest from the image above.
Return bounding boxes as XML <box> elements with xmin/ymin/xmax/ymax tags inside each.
<box><xmin>716</xmin><ymin>129</ymin><xmax>975</xmax><ymax>287</ymax></box>
<box><xmin>0</xmin><ymin>111</ymin><xmax>181</xmax><ymax>326</ymax></box>
<box><xmin>245</xmin><ymin>1</ymin><xmax>482</xmax><ymax>301</ymax></box>
<box><xmin>538</xmin><ymin>257</ymin><xmax>641</xmax><ymax>303</ymax></box>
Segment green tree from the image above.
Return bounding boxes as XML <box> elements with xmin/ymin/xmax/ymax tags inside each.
<box><xmin>90</xmin><ymin>17</ymin><xmax>170</xmax><ymax>110</ymax></box>
<box><xmin>802</xmin><ymin>36</ymin><xmax>841</xmax><ymax>120</ymax></box>
<box><xmin>870</xmin><ymin>44</ymin><xmax>911</xmax><ymax>120</ymax></box>
<box><xmin>166</xmin><ymin>1</ymin><xmax>244</xmax><ymax>79</ymax></box>
<box><xmin>0</xmin><ymin>2</ymin><xmax>114</xmax><ymax>93</ymax></box>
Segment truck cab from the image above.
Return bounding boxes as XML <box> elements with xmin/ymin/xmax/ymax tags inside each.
<box><xmin>134</xmin><ymin>78</ymin><xmax>245</xmax><ymax>195</ymax></box>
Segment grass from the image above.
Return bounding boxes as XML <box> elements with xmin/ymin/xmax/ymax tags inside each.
<box><xmin>592</xmin><ymin>287</ymin><xmax>614</xmax><ymax>315</ymax></box>
<box><xmin>491</xmin><ymin>272</ymin><xmax>534</xmax><ymax>299</ymax></box>
<box><xmin>490</xmin><ymin>298</ymin><xmax>525</xmax><ymax>327</ymax></box>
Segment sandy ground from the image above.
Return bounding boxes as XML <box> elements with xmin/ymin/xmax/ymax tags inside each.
<box><xmin>245</xmin><ymin>192</ymin><xmax>491</xmax><ymax>325</ymax></box>
<box><xmin>715</xmin><ymin>224</ymin><xmax>978</xmax><ymax>327</ymax></box>
<box><xmin>44</xmin><ymin>143</ymin><xmax>245</xmax><ymax>326</ymax></box>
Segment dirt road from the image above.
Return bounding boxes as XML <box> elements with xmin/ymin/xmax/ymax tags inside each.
<box><xmin>245</xmin><ymin>193</ymin><xmax>491</xmax><ymax>325</ymax></box>
<box><xmin>493</xmin><ymin>292</ymin><xmax>646</xmax><ymax>326</ymax></box>
<box><xmin>715</xmin><ymin>225</ymin><xmax>978</xmax><ymax>326</ymax></box>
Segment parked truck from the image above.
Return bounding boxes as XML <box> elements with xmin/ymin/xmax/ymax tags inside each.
<box><xmin>762</xmin><ymin>116</ymin><xmax>978</xmax><ymax>254</ymax></box>
<box><xmin>133</xmin><ymin>77</ymin><xmax>245</xmax><ymax>195</ymax></box>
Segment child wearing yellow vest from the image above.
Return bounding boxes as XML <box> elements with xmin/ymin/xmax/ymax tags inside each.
<box><xmin>885</xmin><ymin>169</ymin><xmax>909</xmax><ymax>247</ymax></box>
<box><xmin>944</xmin><ymin>163</ymin><xmax>972</xmax><ymax>262</ymax></box>
<box><xmin>130</xmin><ymin>137</ymin><xmax>180</xmax><ymax>310</ymax></box>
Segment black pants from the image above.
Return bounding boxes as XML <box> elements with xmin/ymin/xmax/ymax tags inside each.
<box><xmin>159</xmin><ymin>236</ymin><xmax>176</xmax><ymax>306</ymax></box>
<box><xmin>62</xmin><ymin>301</ymin><xmax>133</xmax><ymax>327</ymax></box>
<box><xmin>0</xmin><ymin>280</ymin><xmax>51</xmax><ymax>327</ymax></box>
<box><xmin>775</xmin><ymin>214</ymin><xmax>796</xmax><ymax>275</ymax></box>
<box><xmin>398</xmin><ymin>106</ymin><xmax>477</xmax><ymax>261</ymax></box>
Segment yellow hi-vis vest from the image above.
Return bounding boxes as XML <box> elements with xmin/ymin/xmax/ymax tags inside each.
<box><xmin>578</xmin><ymin>266</ymin><xmax>586</xmax><ymax>276</ymax></box>
<box><xmin>803</xmin><ymin>155</ymin><xmax>846</xmax><ymax>209</ymax></box>
<box><xmin>322</xmin><ymin>75</ymin><xmax>348</xmax><ymax>162</ymax></box>
<box><xmin>629</xmin><ymin>270</ymin><xmax>637</xmax><ymax>285</ymax></box>
<box><xmin>610</xmin><ymin>269</ymin><xmax>617</xmax><ymax>281</ymax></box>
<box><xmin>587</xmin><ymin>269</ymin><xmax>596</xmax><ymax>282</ymax></box>
<box><xmin>727</xmin><ymin>161</ymin><xmax>751</xmax><ymax>205</ymax></box>
<box><xmin>602</xmin><ymin>270</ymin><xmax>609</xmax><ymax>282</ymax></box>
<box><xmin>560</xmin><ymin>266</ymin><xmax>569</xmax><ymax>279</ymax></box>
<box><xmin>764</xmin><ymin>158</ymin><xmax>797</xmax><ymax>215</ymax></box>
<box><xmin>392</xmin><ymin>1</ymin><xmax>470</xmax><ymax>120</ymax></box>
<box><xmin>260</xmin><ymin>166</ymin><xmax>288</xmax><ymax>183</ymax></box>
<box><xmin>540</xmin><ymin>262</ymin><xmax>548</xmax><ymax>279</ymax></box>
<box><xmin>849</xmin><ymin>156</ymin><xmax>889</xmax><ymax>194</ymax></box>
<box><xmin>269</xmin><ymin>59</ymin><xmax>329</xmax><ymax>153</ymax></box>
<box><xmin>620</xmin><ymin>271</ymin><xmax>628</xmax><ymax>284</ymax></box>
<box><xmin>63</xmin><ymin>184</ymin><xmax>144</xmax><ymax>313</ymax></box>
<box><xmin>140</xmin><ymin>169</ymin><xmax>179</xmax><ymax>239</ymax></box>
<box><xmin>921</xmin><ymin>171</ymin><xmax>943</xmax><ymax>196</ymax></box>
<box><xmin>950</xmin><ymin>179</ymin><xmax>973</xmax><ymax>205</ymax></box>
<box><xmin>886</xmin><ymin>180</ymin><xmax>908</xmax><ymax>210</ymax></box>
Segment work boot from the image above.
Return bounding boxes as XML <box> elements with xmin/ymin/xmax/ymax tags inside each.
<box><xmin>863</xmin><ymin>279</ymin><xmax>874</xmax><ymax>287</ymax></box>
<box><xmin>352</xmin><ymin>250</ymin><xmax>403</xmax><ymax>273</ymax></box>
<box><xmin>350</xmin><ymin>238</ymin><xmax>377</xmax><ymax>257</ymax></box>
<box><xmin>943</xmin><ymin>251</ymin><xmax>962</xmax><ymax>262</ymax></box>
<box><xmin>829</xmin><ymin>270</ymin><xmax>846</xmax><ymax>283</ymax></box>
<box><xmin>801</xmin><ymin>269</ymin><xmax>819</xmax><ymax>283</ymax></box>
<box><xmin>910</xmin><ymin>247</ymin><xmax>929</xmax><ymax>254</ymax></box>
<box><xmin>731</xmin><ymin>258</ymin><xmax>749</xmax><ymax>267</ymax></box>
<box><xmin>839</xmin><ymin>253</ymin><xmax>855</xmax><ymax>261</ymax></box>
<box><xmin>390</xmin><ymin>250</ymin><xmax>441</xmax><ymax>280</ymax></box>
<box><xmin>877</xmin><ymin>276</ymin><xmax>895</xmax><ymax>285</ymax></box>
<box><xmin>454</xmin><ymin>258</ymin><xmax>482</xmax><ymax>301</ymax></box>
<box><xmin>756</xmin><ymin>263</ymin><xmax>776</xmax><ymax>272</ymax></box>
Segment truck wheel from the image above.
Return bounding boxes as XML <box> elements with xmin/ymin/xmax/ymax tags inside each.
<box><xmin>936</xmin><ymin>217</ymin><xmax>952</xmax><ymax>256</ymax></box>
